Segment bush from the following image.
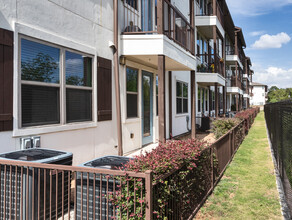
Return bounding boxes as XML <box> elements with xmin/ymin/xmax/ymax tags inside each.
<box><xmin>235</xmin><ymin>108</ymin><xmax>259</xmax><ymax>131</ymax></box>
<box><xmin>113</xmin><ymin>139</ymin><xmax>210</xmax><ymax>219</ymax></box>
<box><xmin>211</xmin><ymin>118</ymin><xmax>240</xmax><ymax>139</ymax></box>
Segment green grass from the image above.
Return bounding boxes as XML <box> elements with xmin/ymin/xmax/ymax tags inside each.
<box><xmin>195</xmin><ymin>112</ymin><xmax>282</xmax><ymax>220</ymax></box>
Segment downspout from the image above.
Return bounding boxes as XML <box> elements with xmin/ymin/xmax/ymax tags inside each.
<box><xmin>113</xmin><ymin>0</ymin><xmax>123</xmax><ymax>156</ymax></box>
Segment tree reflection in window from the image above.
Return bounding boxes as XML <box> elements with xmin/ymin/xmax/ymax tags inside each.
<box><xmin>21</xmin><ymin>39</ymin><xmax>60</xmax><ymax>83</ymax></box>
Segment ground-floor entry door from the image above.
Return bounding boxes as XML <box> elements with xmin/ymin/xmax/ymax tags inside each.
<box><xmin>142</xmin><ymin>71</ymin><xmax>153</xmax><ymax>145</ymax></box>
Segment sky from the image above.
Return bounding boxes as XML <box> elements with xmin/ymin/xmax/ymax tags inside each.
<box><xmin>226</xmin><ymin>0</ymin><xmax>292</xmax><ymax>89</ymax></box>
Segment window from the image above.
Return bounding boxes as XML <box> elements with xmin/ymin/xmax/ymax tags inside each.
<box><xmin>65</xmin><ymin>51</ymin><xmax>92</xmax><ymax>123</ymax></box>
<box><xmin>126</xmin><ymin>0</ymin><xmax>138</xmax><ymax>10</ymax></box>
<box><xmin>21</xmin><ymin>38</ymin><xmax>93</xmax><ymax>127</ymax></box>
<box><xmin>198</xmin><ymin>88</ymin><xmax>201</xmax><ymax>112</ymax></box>
<box><xmin>202</xmin><ymin>88</ymin><xmax>205</xmax><ymax>112</ymax></box>
<box><xmin>205</xmin><ymin>89</ymin><xmax>208</xmax><ymax>111</ymax></box>
<box><xmin>176</xmin><ymin>81</ymin><xmax>188</xmax><ymax>114</ymax></box>
<box><xmin>197</xmin><ymin>33</ymin><xmax>200</xmax><ymax>56</ymax></box>
<box><xmin>212</xmin><ymin>91</ymin><xmax>215</xmax><ymax>111</ymax></box>
<box><xmin>126</xmin><ymin>67</ymin><xmax>138</xmax><ymax>118</ymax></box>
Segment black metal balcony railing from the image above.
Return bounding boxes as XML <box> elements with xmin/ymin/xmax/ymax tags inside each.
<box><xmin>122</xmin><ymin>0</ymin><xmax>195</xmax><ymax>55</ymax></box>
<box><xmin>226</xmin><ymin>76</ymin><xmax>242</xmax><ymax>89</ymax></box>
<box><xmin>196</xmin><ymin>53</ymin><xmax>224</xmax><ymax>76</ymax></box>
<box><xmin>196</xmin><ymin>0</ymin><xmax>224</xmax><ymax>27</ymax></box>
<box><xmin>226</xmin><ymin>45</ymin><xmax>235</xmax><ymax>55</ymax></box>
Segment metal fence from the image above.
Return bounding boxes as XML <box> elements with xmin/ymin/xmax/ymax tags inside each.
<box><xmin>265</xmin><ymin>100</ymin><xmax>292</xmax><ymax>215</ymax></box>
<box><xmin>0</xmin><ymin>117</ymin><xmax>257</xmax><ymax>219</ymax></box>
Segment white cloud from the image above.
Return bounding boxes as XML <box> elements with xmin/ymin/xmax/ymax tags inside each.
<box><xmin>251</xmin><ymin>32</ymin><xmax>291</xmax><ymax>49</ymax></box>
<box><xmin>253</xmin><ymin>64</ymin><xmax>292</xmax><ymax>88</ymax></box>
<box><xmin>226</xmin><ymin>0</ymin><xmax>292</xmax><ymax>16</ymax></box>
<box><xmin>249</xmin><ymin>31</ymin><xmax>265</xmax><ymax>37</ymax></box>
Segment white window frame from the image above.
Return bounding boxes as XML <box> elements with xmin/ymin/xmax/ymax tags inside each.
<box><xmin>126</xmin><ymin>66</ymin><xmax>139</xmax><ymax>119</ymax></box>
<box><xmin>176</xmin><ymin>80</ymin><xmax>188</xmax><ymax>114</ymax></box>
<box><xmin>19</xmin><ymin>35</ymin><xmax>94</xmax><ymax>129</ymax></box>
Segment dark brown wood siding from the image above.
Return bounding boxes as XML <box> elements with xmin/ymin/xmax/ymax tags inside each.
<box><xmin>0</xmin><ymin>28</ymin><xmax>13</xmax><ymax>132</ymax></box>
<box><xmin>97</xmin><ymin>56</ymin><xmax>112</xmax><ymax>121</ymax></box>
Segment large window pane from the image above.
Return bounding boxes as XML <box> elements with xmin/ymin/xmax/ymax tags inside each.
<box><xmin>22</xmin><ymin>85</ymin><xmax>60</xmax><ymax>127</ymax></box>
<box><xmin>21</xmin><ymin>39</ymin><xmax>60</xmax><ymax>83</ymax></box>
<box><xmin>127</xmin><ymin>94</ymin><xmax>138</xmax><ymax>118</ymax></box>
<box><xmin>176</xmin><ymin>82</ymin><xmax>182</xmax><ymax>97</ymax></box>
<box><xmin>183</xmin><ymin>84</ymin><xmax>188</xmax><ymax>98</ymax></box>
<box><xmin>183</xmin><ymin>99</ymin><xmax>188</xmax><ymax>113</ymax></box>
<box><xmin>66</xmin><ymin>89</ymin><xmax>92</xmax><ymax>123</ymax></box>
<box><xmin>127</xmin><ymin>67</ymin><xmax>138</xmax><ymax>92</ymax></box>
<box><xmin>177</xmin><ymin>98</ymin><xmax>182</xmax><ymax>114</ymax></box>
<box><xmin>65</xmin><ymin>51</ymin><xmax>92</xmax><ymax>87</ymax></box>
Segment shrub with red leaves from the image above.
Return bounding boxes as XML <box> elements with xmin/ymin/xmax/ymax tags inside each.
<box><xmin>124</xmin><ymin>139</ymin><xmax>206</xmax><ymax>179</ymax></box>
<box><xmin>113</xmin><ymin>139</ymin><xmax>211</xmax><ymax>219</ymax></box>
<box><xmin>235</xmin><ymin>108</ymin><xmax>259</xmax><ymax>131</ymax></box>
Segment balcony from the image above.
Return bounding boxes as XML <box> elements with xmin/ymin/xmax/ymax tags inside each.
<box><xmin>195</xmin><ymin>0</ymin><xmax>225</xmax><ymax>38</ymax></box>
<box><xmin>196</xmin><ymin>53</ymin><xmax>225</xmax><ymax>86</ymax></box>
<box><xmin>226</xmin><ymin>76</ymin><xmax>243</xmax><ymax>94</ymax></box>
<box><xmin>226</xmin><ymin>45</ymin><xmax>244</xmax><ymax>69</ymax></box>
<box><xmin>121</xmin><ymin>0</ymin><xmax>196</xmax><ymax>70</ymax></box>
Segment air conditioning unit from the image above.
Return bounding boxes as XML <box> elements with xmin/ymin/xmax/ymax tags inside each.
<box><xmin>0</xmin><ymin>148</ymin><xmax>73</xmax><ymax>219</ymax></box>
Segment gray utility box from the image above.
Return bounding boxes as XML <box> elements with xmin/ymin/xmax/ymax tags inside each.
<box><xmin>0</xmin><ymin>148</ymin><xmax>73</xmax><ymax>220</ymax></box>
<box><xmin>76</xmin><ymin>156</ymin><xmax>132</xmax><ymax>220</ymax></box>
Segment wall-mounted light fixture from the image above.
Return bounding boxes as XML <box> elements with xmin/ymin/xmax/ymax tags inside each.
<box><xmin>119</xmin><ymin>55</ymin><xmax>126</xmax><ymax>65</ymax></box>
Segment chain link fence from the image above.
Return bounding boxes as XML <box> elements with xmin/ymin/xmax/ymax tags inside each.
<box><xmin>265</xmin><ymin>100</ymin><xmax>292</xmax><ymax>216</ymax></box>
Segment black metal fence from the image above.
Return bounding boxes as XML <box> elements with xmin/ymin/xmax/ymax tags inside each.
<box><xmin>265</xmin><ymin>100</ymin><xmax>292</xmax><ymax>215</ymax></box>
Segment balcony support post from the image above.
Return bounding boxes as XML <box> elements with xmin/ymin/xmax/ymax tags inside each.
<box><xmin>209</xmin><ymin>86</ymin><xmax>212</xmax><ymax>116</ymax></box>
<box><xmin>169</xmin><ymin>71</ymin><xmax>172</xmax><ymax>138</ymax></box>
<box><xmin>215</xmin><ymin>83</ymin><xmax>218</xmax><ymax>117</ymax></box>
<box><xmin>235</xmin><ymin>62</ymin><xmax>238</xmax><ymax>82</ymax></box>
<box><xmin>235</xmin><ymin>31</ymin><xmax>238</xmax><ymax>56</ymax></box>
<box><xmin>158</xmin><ymin>55</ymin><xmax>166</xmax><ymax>142</ymax></box>
<box><xmin>213</xmin><ymin>26</ymin><xmax>217</xmax><ymax>73</ymax></box>
<box><xmin>157</xmin><ymin>0</ymin><xmax>164</xmax><ymax>34</ymax></box>
<box><xmin>190</xmin><ymin>0</ymin><xmax>195</xmax><ymax>54</ymax></box>
<box><xmin>213</xmin><ymin>0</ymin><xmax>217</xmax><ymax>16</ymax></box>
<box><xmin>236</xmin><ymin>94</ymin><xmax>239</xmax><ymax>112</ymax></box>
<box><xmin>223</xmin><ymin>33</ymin><xmax>226</xmax><ymax>78</ymax></box>
<box><xmin>223</xmin><ymin>85</ymin><xmax>226</xmax><ymax>115</ymax></box>
<box><xmin>191</xmin><ymin>70</ymin><xmax>196</xmax><ymax>139</ymax></box>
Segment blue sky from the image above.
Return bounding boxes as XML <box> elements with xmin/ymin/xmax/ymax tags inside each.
<box><xmin>226</xmin><ymin>0</ymin><xmax>292</xmax><ymax>88</ymax></box>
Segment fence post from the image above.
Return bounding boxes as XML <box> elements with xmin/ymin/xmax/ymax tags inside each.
<box><xmin>210</xmin><ymin>147</ymin><xmax>214</xmax><ymax>189</ymax></box>
<box><xmin>229</xmin><ymin>131</ymin><xmax>232</xmax><ymax>158</ymax></box>
<box><xmin>242</xmin><ymin>121</ymin><xmax>245</xmax><ymax>141</ymax></box>
<box><xmin>145</xmin><ymin>170</ymin><xmax>153</xmax><ymax>220</ymax></box>
<box><xmin>232</xmin><ymin>128</ymin><xmax>235</xmax><ymax>151</ymax></box>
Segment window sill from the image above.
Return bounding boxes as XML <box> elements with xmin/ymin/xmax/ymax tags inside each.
<box><xmin>124</xmin><ymin>118</ymin><xmax>140</xmax><ymax>124</ymax></box>
<box><xmin>13</xmin><ymin>122</ymin><xmax>98</xmax><ymax>137</ymax></box>
<box><xmin>175</xmin><ymin>113</ymin><xmax>189</xmax><ymax>118</ymax></box>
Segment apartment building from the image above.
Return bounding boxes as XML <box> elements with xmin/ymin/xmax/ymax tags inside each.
<box><xmin>0</xmin><ymin>0</ymin><xmax>252</xmax><ymax>164</ymax></box>
<box><xmin>195</xmin><ymin>0</ymin><xmax>226</xmax><ymax>120</ymax></box>
<box><xmin>250</xmin><ymin>82</ymin><xmax>268</xmax><ymax>106</ymax></box>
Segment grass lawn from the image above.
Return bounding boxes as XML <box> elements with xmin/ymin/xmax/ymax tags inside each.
<box><xmin>195</xmin><ymin>112</ymin><xmax>282</xmax><ymax>220</ymax></box>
